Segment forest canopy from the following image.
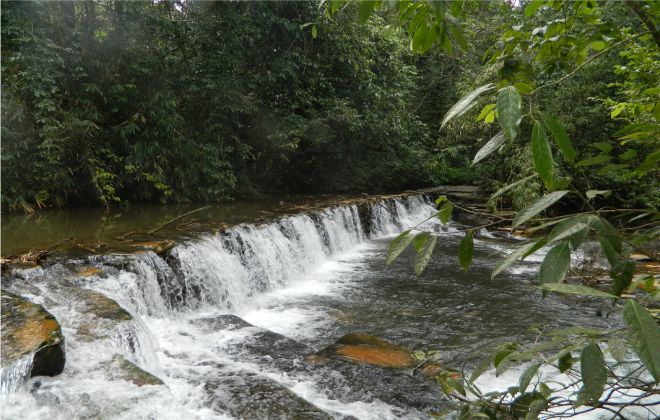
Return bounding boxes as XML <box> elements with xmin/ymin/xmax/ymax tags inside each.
<box><xmin>1</xmin><ymin>0</ymin><xmax>657</xmax><ymax>213</ymax></box>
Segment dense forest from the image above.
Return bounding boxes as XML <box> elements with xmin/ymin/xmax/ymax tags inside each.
<box><xmin>3</xmin><ymin>0</ymin><xmax>655</xmax><ymax>213</ymax></box>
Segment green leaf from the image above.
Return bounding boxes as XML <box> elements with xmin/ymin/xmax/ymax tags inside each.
<box><xmin>578</xmin><ymin>343</ymin><xmax>607</xmax><ymax>403</ymax></box>
<box><xmin>519</xmin><ymin>363</ymin><xmax>541</xmax><ymax>393</ymax></box>
<box><xmin>512</xmin><ymin>191</ymin><xmax>569</xmax><ymax>228</ymax></box>
<box><xmin>491</xmin><ymin>175</ymin><xmax>537</xmax><ymax>199</ymax></box>
<box><xmin>541</xmin><ymin>113</ymin><xmax>576</xmax><ymax>164</ymax></box>
<box><xmin>470</xmin><ymin>355</ymin><xmax>493</xmax><ymax>382</ymax></box>
<box><xmin>386</xmin><ymin>230</ymin><xmax>414</xmax><ymax>266</ymax></box>
<box><xmin>531</xmin><ymin>121</ymin><xmax>554</xmax><ymax>189</ymax></box>
<box><xmin>607</xmin><ymin>337</ymin><xmax>626</xmax><ymax>363</ymax></box>
<box><xmin>311</xmin><ymin>25</ymin><xmax>318</xmax><ymax>39</ymax></box>
<box><xmin>413</xmin><ymin>231</ymin><xmax>431</xmax><ymax>252</ymax></box>
<box><xmin>357</xmin><ymin>1</ymin><xmax>378</xmax><ymax>24</ymax></box>
<box><xmin>586</xmin><ymin>190</ymin><xmax>611</xmax><ymax>200</ymax></box>
<box><xmin>414</xmin><ymin>234</ymin><xmax>437</xmax><ymax>276</ymax></box>
<box><xmin>525</xmin><ymin>0</ymin><xmax>544</xmax><ymax>16</ymax></box>
<box><xmin>611</xmin><ymin>260</ymin><xmax>635</xmax><ymax>297</ymax></box>
<box><xmin>558</xmin><ymin>351</ymin><xmax>573</xmax><ymax>373</ymax></box>
<box><xmin>492</xmin><ymin>240</ymin><xmax>547</xmax><ymax>279</ymax></box>
<box><xmin>577</xmin><ymin>155</ymin><xmax>611</xmax><ymax>167</ymax></box>
<box><xmin>547</xmin><ymin>215</ymin><xmax>591</xmax><ymax>243</ymax></box>
<box><xmin>441</xmin><ymin>83</ymin><xmax>496</xmax><ymax>128</ymax></box>
<box><xmin>540</xmin><ymin>283</ymin><xmax>617</xmax><ymax>299</ymax></box>
<box><xmin>593</xmin><ymin>217</ymin><xmax>622</xmax><ymax>267</ymax></box>
<box><xmin>497</xmin><ymin>86</ymin><xmax>523</xmax><ymax>142</ymax></box>
<box><xmin>438</xmin><ymin>202</ymin><xmax>453</xmax><ymax>224</ymax></box>
<box><xmin>473</xmin><ymin>131</ymin><xmax>506</xmax><ymax>165</ymax></box>
<box><xmin>458</xmin><ymin>231</ymin><xmax>474</xmax><ymax>272</ymax></box>
<box><xmin>623</xmin><ymin>299</ymin><xmax>660</xmax><ymax>382</ymax></box>
<box><xmin>539</xmin><ymin>243</ymin><xmax>570</xmax><ymax>284</ymax></box>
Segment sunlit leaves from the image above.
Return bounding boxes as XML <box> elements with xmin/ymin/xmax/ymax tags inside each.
<box><xmin>512</xmin><ymin>191</ymin><xmax>569</xmax><ymax>228</ymax></box>
<box><xmin>414</xmin><ymin>233</ymin><xmax>437</xmax><ymax>276</ymax></box>
<box><xmin>438</xmin><ymin>202</ymin><xmax>453</xmax><ymax>224</ymax></box>
<box><xmin>473</xmin><ymin>131</ymin><xmax>506</xmax><ymax>165</ymax></box>
<box><xmin>386</xmin><ymin>230</ymin><xmax>414</xmax><ymax>266</ymax></box>
<box><xmin>623</xmin><ymin>299</ymin><xmax>660</xmax><ymax>382</ymax></box>
<box><xmin>547</xmin><ymin>215</ymin><xmax>590</xmax><ymax>243</ymax></box>
<box><xmin>539</xmin><ymin>242</ymin><xmax>570</xmax><ymax>284</ymax></box>
<box><xmin>496</xmin><ymin>86</ymin><xmax>523</xmax><ymax>142</ymax></box>
<box><xmin>441</xmin><ymin>83</ymin><xmax>496</xmax><ymax>128</ymax></box>
<box><xmin>578</xmin><ymin>343</ymin><xmax>606</xmax><ymax>403</ymax></box>
<box><xmin>531</xmin><ymin>121</ymin><xmax>554</xmax><ymax>189</ymax></box>
<box><xmin>458</xmin><ymin>231</ymin><xmax>473</xmax><ymax>272</ymax></box>
<box><xmin>492</xmin><ymin>239</ymin><xmax>547</xmax><ymax>279</ymax></box>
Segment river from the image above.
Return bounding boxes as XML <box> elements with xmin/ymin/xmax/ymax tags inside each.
<box><xmin>0</xmin><ymin>193</ymin><xmax>647</xmax><ymax>419</ymax></box>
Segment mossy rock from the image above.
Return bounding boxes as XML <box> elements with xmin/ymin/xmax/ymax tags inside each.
<box><xmin>1</xmin><ymin>291</ymin><xmax>65</xmax><ymax>377</ymax></box>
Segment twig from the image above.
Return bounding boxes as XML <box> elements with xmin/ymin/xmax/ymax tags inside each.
<box><xmin>148</xmin><ymin>206</ymin><xmax>211</xmax><ymax>235</ymax></box>
<box><xmin>37</xmin><ymin>237</ymin><xmax>73</xmax><ymax>258</ymax></box>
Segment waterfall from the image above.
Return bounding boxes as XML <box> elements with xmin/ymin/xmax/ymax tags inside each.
<box><xmin>1</xmin><ymin>194</ymin><xmax>441</xmax><ymax>400</ymax></box>
<box><xmin>121</xmin><ymin>195</ymin><xmax>440</xmax><ymax>314</ymax></box>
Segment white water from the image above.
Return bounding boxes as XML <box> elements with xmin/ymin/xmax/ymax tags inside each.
<box><xmin>1</xmin><ymin>195</ymin><xmax>443</xmax><ymax>419</ymax></box>
<box><xmin>4</xmin><ymin>194</ymin><xmax>654</xmax><ymax>419</ymax></box>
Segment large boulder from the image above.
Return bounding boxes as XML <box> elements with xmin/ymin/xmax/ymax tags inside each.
<box><xmin>1</xmin><ymin>291</ymin><xmax>65</xmax><ymax>377</ymax></box>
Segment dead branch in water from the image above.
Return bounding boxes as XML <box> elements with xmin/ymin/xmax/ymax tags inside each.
<box><xmin>148</xmin><ymin>206</ymin><xmax>211</xmax><ymax>235</ymax></box>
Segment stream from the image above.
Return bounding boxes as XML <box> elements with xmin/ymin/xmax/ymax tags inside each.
<box><xmin>0</xmin><ymin>194</ymin><xmax>635</xmax><ymax>419</ymax></box>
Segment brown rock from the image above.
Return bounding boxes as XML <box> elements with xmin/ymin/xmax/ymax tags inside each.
<box><xmin>1</xmin><ymin>291</ymin><xmax>65</xmax><ymax>377</ymax></box>
<box><xmin>311</xmin><ymin>333</ymin><xmax>415</xmax><ymax>369</ymax></box>
<box><xmin>131</xmin><ymin>240</ymin><xmax>175</xmax><ymax>255</ymax></box>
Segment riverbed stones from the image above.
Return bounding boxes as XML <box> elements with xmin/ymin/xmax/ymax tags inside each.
<box><xmin>1</xmin><ymin>291</ymin><xmax>65</xmax><ymax>377</ymax></box>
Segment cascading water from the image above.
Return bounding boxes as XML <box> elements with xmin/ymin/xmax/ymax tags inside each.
<box><xmin>1</xmin><ymin>194</ymin><xmax>446</xmax><ymax>419</ymax></box>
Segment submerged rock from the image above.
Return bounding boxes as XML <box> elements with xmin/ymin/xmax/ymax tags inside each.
<box><xmin>105</xmin><ymin>355</ymin><xmax>164</xmax><ymax>386</ymax></box>
<box><xmin>205</xmin><ymin>368</ymin><xmax>331</xmax><ymax>419</ymax></box>
<box><xmin>310</xmin><ymin>333</ymin><xmax>415</xmax><ymax>369</ymax></box>
<box><xmin>1</xmin><ymin>291</ymin><xmax>65</xmax><ymax>377</ymax></box>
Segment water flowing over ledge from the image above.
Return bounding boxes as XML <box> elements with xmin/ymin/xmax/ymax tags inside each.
<box><xmin>1</xmin><ymin>192</ymin><xmax>447</xmax><ymax>418</ymax></box>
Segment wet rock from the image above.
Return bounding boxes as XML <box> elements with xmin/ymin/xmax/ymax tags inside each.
<box><xmin>131</xmin><ymin>240</ymin><xmax>175</xmax><ymax>255</ymax></box>
<box><xmin>1</xmin><ymin>291</ymin><xmax>65</xmax><ymax>377</ymax></box>
<box><xmin>205</xmin><ymin>369</ymin><xmax>332</xmax><ymax>419</ymax></box>
<box><xmin>310</xmin><ymin>333</ymin><xmax>415</xmax><ymax>369</ymax></box>
<box><xmin>105</xmin><ymin>355</ymin><xmax>164</xmax><ymax>386</ymax></box>
<box><xmin>76</xmin><ymin>266</ymin><xmax>102</xmax><ymax>277</ymax></box>
<box><xmin>192</xmin><ymin>315</ymin><xmax>312</xmax><ymax>372</ymax></box>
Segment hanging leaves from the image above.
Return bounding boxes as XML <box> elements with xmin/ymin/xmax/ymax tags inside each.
<box><xmin>578</xmin><ymin>343</ymin><xmax>607</xmax><ymax>403</ymax></box>
<box><xmin>541</xmin><ymin>113</ymin><xmax>576</xmax><ymax>164</ymax></box>
<box><xmin>623</xmin><ymin>300</ymin><xmax>660</xmax><ymax>382</ymax></box>
<box><xmin>458</xmin><ymin>231</ymin><xmax>473</xmax><ymax>271</ymax></box>
<box><xmin>414</xmin><ymin>234</ymin><xmax>437</xmax><ymax>276</ymax></box>
<box><xmin>473</xmin><ymin>131</ymin><xmax>507</xmax><ymax>165</ymax></box>
<box><xmin>531</xmin><ymin>121</ymin><xmax>554</xmax><ymax>189</ymax></box>
<box><xmin>386</xmin><ymin>230</ymin><xmax>414</xmax><ymax>266</ymax></box>
<box><xmin>441</xmin><ymin>83</ymin><xmax>496</xmax><ymax>128</ymax></box>
<box><xmin>512</xmin><ymin>191</ymin><xmax>569</xmax><ymax>228</ymax></box>
<box><xmin>496</xmin><ymin>86</ymin><xmax>522</xmax><ymax>142</ymax></box>
<box><xmin>539</xmin><ymin>242</ymin><xmax>570</xmax><ymax>284</ymax></box>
